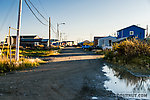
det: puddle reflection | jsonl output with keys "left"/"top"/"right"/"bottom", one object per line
{"left": 103, "top": 63, "right": 150, "bottom": 99}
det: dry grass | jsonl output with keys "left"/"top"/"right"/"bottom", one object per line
{"left": 104, "top": 38, "right": 150, "bottom": 74}
{"left": 0, "top": 56, "right": 46, "bottom": 73}
{"left": 21, "top": 49, "right": 59, "bottom": 57}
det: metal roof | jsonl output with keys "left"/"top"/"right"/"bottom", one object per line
{"left": 113, "top": 37, "right": 127, "bottom": 43}
{"left": 21, "top": 39, "right": 42, "bottom": 42}
{"left": 117, "top": 25, "right": 145, "bottom": 32}
{"left": 100, "top": 36, "right": 116, "bottom": 40}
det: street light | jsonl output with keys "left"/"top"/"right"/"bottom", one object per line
{"left": 57, "top": 23, "right": 65, "bottom": 40}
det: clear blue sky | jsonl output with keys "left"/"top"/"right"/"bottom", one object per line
{"left": 0, "top": 0, "right": 150, "bottom": 41}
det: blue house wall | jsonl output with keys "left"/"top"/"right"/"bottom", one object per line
{"left": 117, "top": 25, "right": 145, "bottom": 39}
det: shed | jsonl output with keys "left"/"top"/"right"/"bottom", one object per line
{"left": 94, "top": 36, "right": 105, "bottom": 47}
{"left": 97, "top": 36, "right": 116, "bottom": 49}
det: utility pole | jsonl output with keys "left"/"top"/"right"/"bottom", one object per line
{"left": 9, "top": 27, "right": 12, "bottom": 63}
{"left": 146, "top": 25, "right": 148, "bottom": 38}
{"left": 49, "top": 17, "right": 51, "bottom": 48}
{"left": 57, "top": 23, "right": 65, "bottom": 41}
{"left": 60, "top": 33, "right": 62, "bottom": 42}
{"left": 57, "top": 23, "right": 59, "bottom": 40}
{"left": 9, "top": 27, "right": 18, "bottom": 63}
{"left": 15, "top": 0, "right": 22, "bottom": 61}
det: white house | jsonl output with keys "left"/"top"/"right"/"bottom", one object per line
{"left": 97, "top": 36, "right": 116, "bottom": 50}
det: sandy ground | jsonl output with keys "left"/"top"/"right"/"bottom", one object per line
{"left": 0, "top": 47, "right": 121, "bottom": 100}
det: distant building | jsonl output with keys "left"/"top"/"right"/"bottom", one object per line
{"left": 117, "top": 25, "right": 145, "bottom": 39}
{"left": 6, "top": 35, "right": 38, "bottom": 47}
{"left": 62, "top": 41, "right": 74, "bottom": 46}
{"left": 6, "top": 35, "right": 57, "bottom": 48}
{"left": 94, "top": 36, "right": 105, "bottom": 47}
{"left": 97, "top": 36, "right": 116, "bottom": 49}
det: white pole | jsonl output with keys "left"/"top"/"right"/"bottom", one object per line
{"left": 49, "top": 17, "right": 51, "bottom": 48}
{"left": 57, "top": 23, "right": 59, "bottom": 40}
{"left": 15, "top": 0, "right": 22, "bottom": 61}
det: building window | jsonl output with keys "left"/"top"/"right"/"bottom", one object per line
{"left": 130, "top": 31, "right": 134, "bottom": 35}
{"left": 117, "top": 32, "right": 119, "bottom": 36}
{"left": 109, "top": 40, "right": 112, "bottom": 46}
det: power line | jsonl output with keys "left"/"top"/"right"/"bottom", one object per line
{"left": 51, "top": 24, "right": 56, "bottom": 31}
{"left": 24, "top": 0, "right": 48, "bottom": 26}
{"left": 25, "top": 0, "right": 58, "bottom": 36}
{"left": 0, "top": 1, "right": 16, "bottom": 33}
{"left": 30, "top": 0, "right": 58, "bottom": 35}
{"left": 51, "top": 27, "right": 57, "bottom": 34}
{"left": 37, "top": 0, "right": 49, "bottom": 18}
{"left": 36, "top": 0, "right": 58, "bottom": 35}
{"left": 35, "top": 0, "right": 58, "bottom": 35}
{"left": 28, "top": 0, "right": 48, "bottom": 22}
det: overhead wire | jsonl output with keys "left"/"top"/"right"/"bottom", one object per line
{"left": 24, "top": 0, "right": 48, "bottom": 26}
{"left": 27, "top": 0, "right": 48, "bottom": 22}
{"left": 0, "top": 1, "right": 16, "bottom": 33}
{"left": 37, "top": 0, "right": 49, "bottom": 18}
{"left": 51, "top": 27, "right": 57, "bottom": 34}
{"left": 0, "top": 0, "right": 58, "bottom": 40}
{"left": 36, "top": 0, "right": 58, "bottom": 35}
{"left": 25, "top": 0, "right": 58, "bottom": 36}
{"left": 51, "top": 24, "right": 57, "bottom": 32}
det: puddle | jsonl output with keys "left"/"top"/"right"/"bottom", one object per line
{"left": 91, "top": 96, "right": 98, "bottom": 100}
{"left": 102, "top": 63, "right": 150, "bottom": 99}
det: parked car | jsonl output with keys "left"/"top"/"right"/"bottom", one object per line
{"left": 82, "top": 45, "right": 92, "bottom": 49}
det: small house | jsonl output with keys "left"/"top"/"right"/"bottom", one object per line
{"left": 6, "top": 35, "right": 54, "bottom": 48}
{"left": 117, "top": 25, "right": 145, "bottom": 39}
{"left": 97, "top": 36, "right": 116, "bottom": 49}
{"left": 94, "top": 36, "right": 105, "bottom": 47}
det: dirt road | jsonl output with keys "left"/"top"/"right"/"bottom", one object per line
{"left": 0, "top": 47, "right": 118, "bottom": 100}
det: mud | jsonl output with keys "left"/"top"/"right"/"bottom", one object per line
{"left": 0, "top": 47, "right": 122, "bottom": 100}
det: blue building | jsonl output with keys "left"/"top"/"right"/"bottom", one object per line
{"left": 117, "top": 25, "right": 145, "bottom": 39}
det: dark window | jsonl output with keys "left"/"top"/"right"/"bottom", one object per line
{"left": 109, "top": 40, "right": 112, "bottom": 46}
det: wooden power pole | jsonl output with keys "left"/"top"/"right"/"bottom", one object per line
{"left": 9, "top": 27, "right": 12, "bottom": 63}
{"left": 49, "top": 17, "right": 51, "bottom": 48}
{"left": 15, "top": 0, "right": 22, "bottom": 61}
{"left": 146, "top": 25, "right": 149, "bottom": 38}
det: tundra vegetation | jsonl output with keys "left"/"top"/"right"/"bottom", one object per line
{"left": 0, "top": 47, "right": 59, "bottom": 73}
{"left": 0, "top": 57, "right": 45, "bottom": 73}
{"left": 21, "top": 49, "right": 59, "bottom": 57}
{"left": 103, "top": 38, "right": 150, "bottom": 75}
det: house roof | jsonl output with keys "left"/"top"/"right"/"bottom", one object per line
{"left": 11, "top": 34, "right": 37, "bottom": 37}
{"left": 21, "top": 39, "right": 42, "bottom": 42}
{"left": 117, "top": 25, "right": 146, "bottom": 32}
{"left": 21, "top": 39, "right": 49, "bottom": 42}
{"left": 41, "top": 39, "right": 49, "bottom": 42}
{"left": 113, "top": 37, "right": 127, "bottom": 43}
{"left": 113, "top": 36, "right": 135, "bottom": 43}
{"left": 94, "top": 36, "right": 106, "bottom": 39}
{"left": 100, "top": 36, "right": 116, "bottom": 40}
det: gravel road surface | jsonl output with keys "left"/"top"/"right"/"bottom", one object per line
{"left": 0, "top": 47, "right": 120, "bottom": 100}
